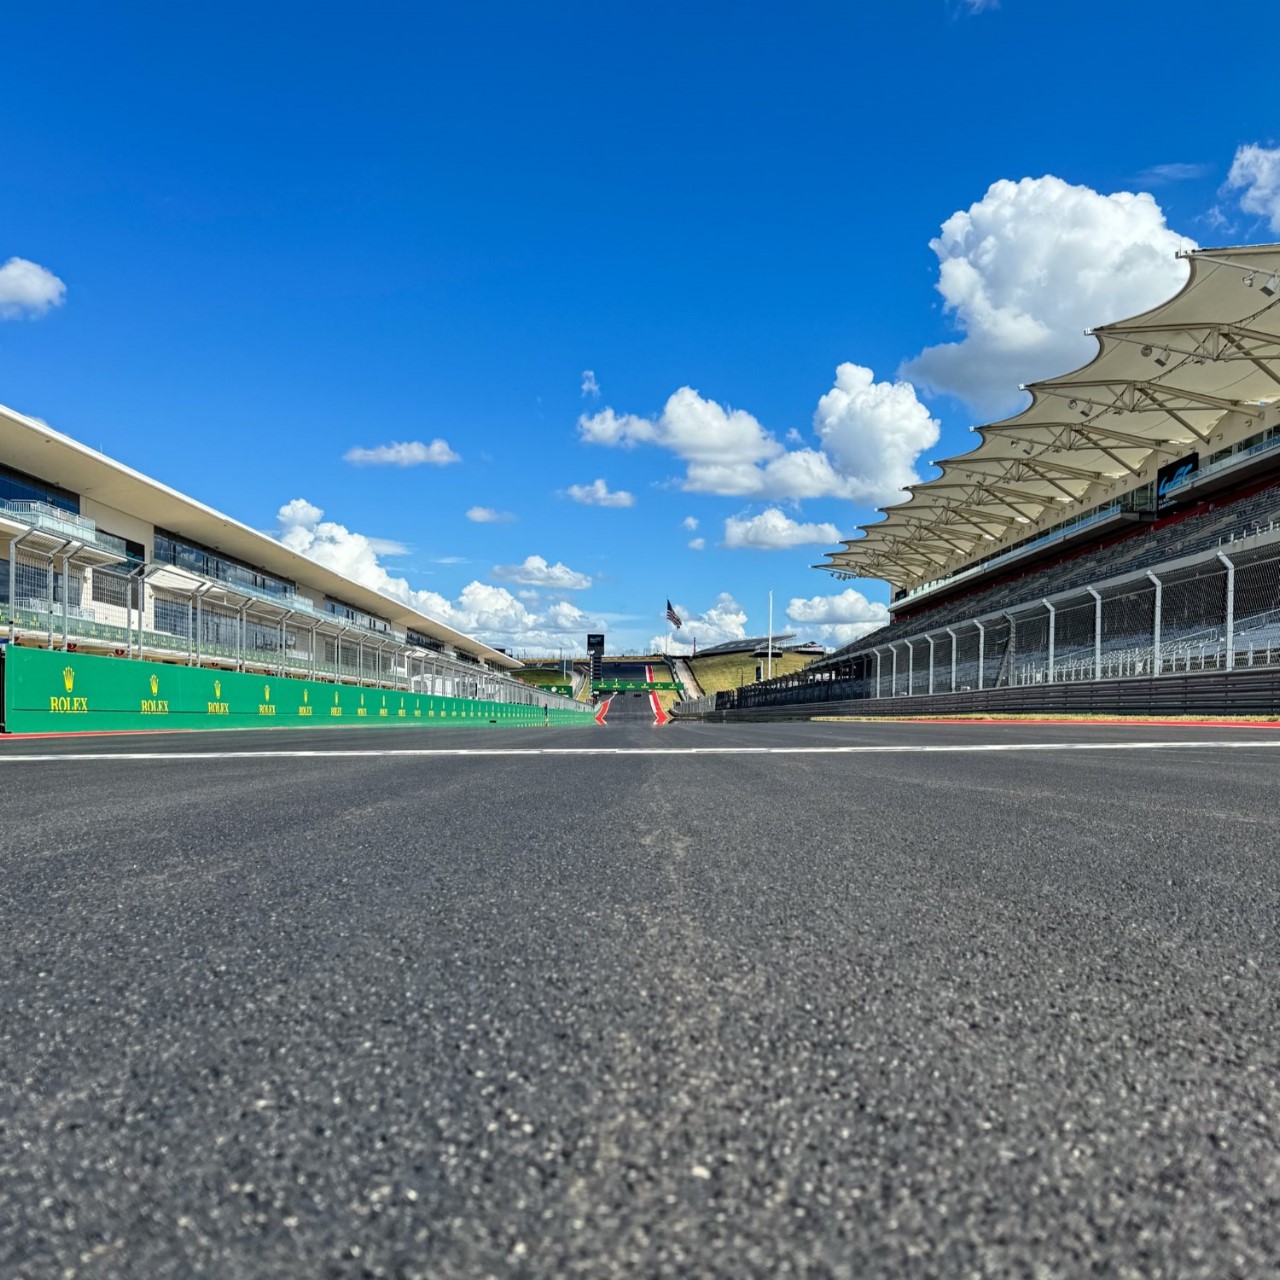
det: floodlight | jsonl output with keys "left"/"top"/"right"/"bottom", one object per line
{"left": 1261, "top": 274, "right": 1278, "bottom": 297}
{"left": 1141, "top": 344, "right": 1153, "bottom": 357}
{"left": 1243, "top": 271, "right": 1256, "bottom": 287}
{"left": 1154, "top": 348, "right": 1170, "bottom": 367}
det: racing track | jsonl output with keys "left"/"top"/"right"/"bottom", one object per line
{"left": 2, "top": 717, "right": 1279, "bottom": 1277}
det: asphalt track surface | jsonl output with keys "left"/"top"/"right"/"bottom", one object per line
{"left": 3, "top": 718, "right": 1280, "bottom": 1277}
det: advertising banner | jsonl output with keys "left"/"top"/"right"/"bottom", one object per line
{"left": 2, "top": 647, "right": 595, "bottom": 734}
{"left": 1156, "top": 452, "right": 1199, "bottom": 510}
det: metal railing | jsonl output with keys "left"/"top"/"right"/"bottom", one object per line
{"left": 687, "top": 530, "right": 1280, "bottom": 715}
{"left": 2, "top": 557, "right": 581, "bottom": 712}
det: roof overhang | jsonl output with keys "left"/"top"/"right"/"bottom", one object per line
{"left": 818, "top": 243, "right": 1280, "bottom": 590}
{"left": 0, "top": 403, "right": 520, "bottom": 669}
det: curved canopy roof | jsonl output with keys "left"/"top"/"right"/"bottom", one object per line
{"left": 816, "top": 243, "right": 1280, "bottom": 589}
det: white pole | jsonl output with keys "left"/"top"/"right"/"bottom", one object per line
{"left": 767, "top": 590, "right": 773, "bottom": 680}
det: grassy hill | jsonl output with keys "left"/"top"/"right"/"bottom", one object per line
{"left": 687, "top": 650, "right": 815, "bottom": 695}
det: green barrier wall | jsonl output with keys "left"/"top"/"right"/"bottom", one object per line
{"left": 1, "top": 647, "right": 597, "bottom": 734}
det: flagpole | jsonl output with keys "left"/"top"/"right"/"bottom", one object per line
{"left": 767, "top": 589, "right": 773, "bottom": 680}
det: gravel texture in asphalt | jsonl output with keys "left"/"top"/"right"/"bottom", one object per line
{"left": 2, "top": 717, "right": 1279, "bottom": 1277}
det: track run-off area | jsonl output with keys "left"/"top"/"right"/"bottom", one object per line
{"left": 4, "top": 717, "right": 1280, "bottom": 1276}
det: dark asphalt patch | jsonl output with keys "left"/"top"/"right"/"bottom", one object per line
{"left": 2, "top": 720, "right": 1278, "bottom": 1277}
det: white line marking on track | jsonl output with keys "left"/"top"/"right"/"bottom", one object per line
{"left": 3, "top": 740, "right": 1280, "bottom": 762}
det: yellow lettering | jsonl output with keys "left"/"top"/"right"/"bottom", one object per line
{"left": 206, "top": 701, "right": 230, "bottom": 715}
{"left": 330, "top": 707, "right": 343, "bottom": 717}
{"left": 48, "top": 696, "right": 90, "bottom": 714}
{"left": 298, "top": 706, "right": 313, "bottom": 716}
{"left": 257, "top": 704, "right": 276, "bottom": 716}
{"left": 357, "top": 707, "right": 367, "bottom": 717}
{"left": 378, "top": 708, "right": 388, "bottom": 717}
{"left": 139, "top": 699, "right": 170, "bottom": 714}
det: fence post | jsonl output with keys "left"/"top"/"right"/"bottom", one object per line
{"left": 1217, "top": 552, "right": 1235, "bottom": 670}
{"left": 195, "top": 590, "right": 203, "bottom": 668}
{"left": 976, "top": 621, "right": 985, "bottom": 691}
{"left": 7, "top": 535, "right": 17, "bottom": 643}
{"left": 1043, "top": 599, "right": 1055, "bottom": 683}
{"left": 60, "top": 549, "right": 74, "bottom": 651}
{"left": 1087, "top": 587, "right": 1102, "bottom": 681}
{"left": 139, "top": 568, "right": 149, "bottom": 660}
{"left": 927, "top": 634, "right": 936, "bottom": 695}
{"left": 46, "top": 550, "right": 55, "bottom": 649}
{"left": 907, "top": 641, "right": 914, "bottom": 696}
{"left": 1147, "top": 572, "right": 1162, "bottom": 676}
{"left": 891, "top": 644, "right": 898, "bottom": 697}
{"left": 946, "top": 627, "right": 957, "bottom": 693}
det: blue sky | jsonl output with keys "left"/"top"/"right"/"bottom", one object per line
{"left": 2, "top": 1, "right": 1275, "bottom": 654}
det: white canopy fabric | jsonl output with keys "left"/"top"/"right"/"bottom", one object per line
{"left": 816, "top": 243, "right": 1280, "bottom": 589}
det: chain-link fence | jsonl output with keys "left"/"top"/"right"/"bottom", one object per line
{"left": 711, "top": 532, "right": 1280, "bottom": 713}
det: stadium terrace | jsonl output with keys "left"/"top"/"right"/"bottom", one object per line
{"left": 682, "top": 242, "right": 1280, "bottom": 718}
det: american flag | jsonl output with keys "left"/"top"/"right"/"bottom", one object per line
{"left": 665, "top": 599, "right": 683, "bottom": 629}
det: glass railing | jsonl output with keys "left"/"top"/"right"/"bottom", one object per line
{"left": 0, "top": 499, "right": 126, "bottom": 554}
{"left": 1160, "top": 432, "right": 1280, "bottom": 499}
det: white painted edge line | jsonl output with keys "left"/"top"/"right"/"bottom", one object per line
{"left": 3, "top": 740, "right": 1280, "bottom": 762}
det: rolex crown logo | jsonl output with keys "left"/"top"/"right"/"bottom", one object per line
{"left": 62, "top": 666, "right": 75, "bottom": 693}
{"left": 263, "top": 684, "right": 271, "bottom": 702}
{"left": 360, "top": 693, "right": 365, "bottom": 706}
{"left": 303, "top": 689, "right": 309, "bottom": 703}
{"left": 214, "top": 679, "right": 221, "bottom": 699}
{"left": 149, "top": 674, "right": 159, "bottom": 696}
{"left": 334, "top": 690, "right": 339, "bottom": 703}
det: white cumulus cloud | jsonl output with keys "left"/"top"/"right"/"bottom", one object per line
{"left": 682, "top": 515, "right": 699, "bottom": 531}
{"left": 580, "top": 366, "right": 937, "bottom": 507}
{"left": 344, "top": 439, "right": 461, "bottom": 467}
{"left": 466, "top": 506, "right": 514, "bottom": 523}
{"left": 581, "top": 369, "right": 600, "bottom": 398}
{"left": 0, "top": 257, "right": 66, "bottom": 319}
{"left": 813, "top": 363, "right": 940, "bottom": 503}
{"left": 688, "top": 537, "right": 705, "bottom": 551}
{"left": 786, "top": 588, "right": 888, "bottom": 646}
{"left": 901, "top": 174, "right": 1194, "bottom": 416}
{"left": 492, "top": 554, "right": 592, "bottom": 590}
{"left": 275, "top": 499, "right": 597, "bottom": 651}
{"left": 723, "top": 508, "right": 842, "bottom": 550}
{"left": 566, "top": 477, "right": 635, "bottom": 508}
{"left": 1226, "top": 144, "right": 1280, "bottom": 233}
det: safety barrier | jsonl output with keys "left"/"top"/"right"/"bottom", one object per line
{"left": 0, "top": 647, "right": 597, "bottom": 734}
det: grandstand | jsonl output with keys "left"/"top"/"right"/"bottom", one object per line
{"left": 0, "top": 403, "right": 587, "bottom": 731}
{"left": 680, "top": 242, "right": 1280, "bottom": 717}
